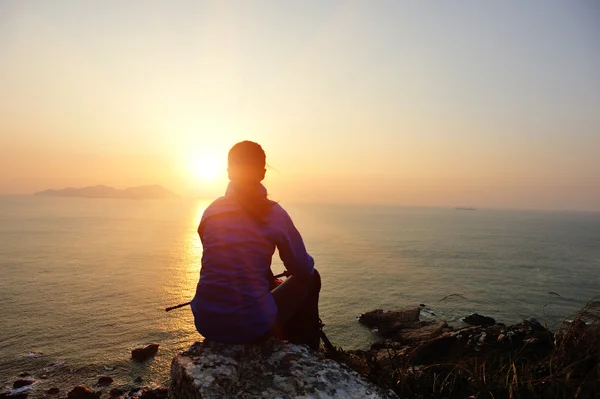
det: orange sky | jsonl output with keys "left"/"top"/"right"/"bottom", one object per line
{"left": 1, "top": 2, "right": 599, "bottom": 211}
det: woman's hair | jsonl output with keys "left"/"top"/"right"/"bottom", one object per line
{"left": 228, "top": 141, "right": 275, "bottom": 222}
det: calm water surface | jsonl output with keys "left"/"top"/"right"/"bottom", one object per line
{"left": 1, "top": 196, "right": 599, "bottom": 392}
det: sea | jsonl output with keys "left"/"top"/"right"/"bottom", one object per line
{"left": 1, "top": 196, "right": 599, "bottom": 394}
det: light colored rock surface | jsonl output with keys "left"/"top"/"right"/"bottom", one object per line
{"left": 169, "top": 338, "right": 399, "bottom": 399}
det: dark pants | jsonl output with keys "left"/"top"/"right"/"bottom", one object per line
{"left": 269, "top": 269, "right": 321, "bottom": 349}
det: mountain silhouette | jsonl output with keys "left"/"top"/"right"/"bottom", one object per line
{"left": 34, "top": 185, "right": 179, "bottom": 199}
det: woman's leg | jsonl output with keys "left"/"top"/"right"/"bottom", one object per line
{"left": 271, "top": 269, "right": 321, "bottom": 349}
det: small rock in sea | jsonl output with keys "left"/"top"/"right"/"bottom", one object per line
{"left": 131, "top": 344, "right": 159, "bottom": 362}
{"left": 13, "top": 379, "right": 35, "bottom": 389}
{"left": 97, "top": 376, "right": 113, "bottom": 386}
{"left": 463, "top": 313, "right": 496, "bottom": 327}
{"left": 139, "top": 387, "right": 168, "bottom": 399}
{"left": 134, "top": 376, "right": 143, "bottom": 383}
{"left": 67, "top": 386, "right": 100, "bottom": 399}
{"left": 47, "top": 387, "right": 60, "bottom": 395}
{"left": 18, "top": 372, "right": 31, "bottom": 377}
{"left": 521, "top": 317, "right": 543, "bottom": 329}
{"left": 109, "top": 388, "right": 123, "bottom": 397}
{"left": 2, "top": 393, "right": 27, "bottom": 399}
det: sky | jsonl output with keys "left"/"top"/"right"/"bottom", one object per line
{"left": 1, "top": 1, "right": 599, "bottom": 210}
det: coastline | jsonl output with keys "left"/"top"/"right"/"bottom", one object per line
{"left": 3, "top": 299, "right": 598, "bottom": 399}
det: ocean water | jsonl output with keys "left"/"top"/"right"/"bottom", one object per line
{"left": 1, "top": 196, "right": 599, "bottom": 392}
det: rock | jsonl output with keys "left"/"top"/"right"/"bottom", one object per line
{"left": 2, "top": 394, "right": 27, "bottom": 399}
{"left": 109, "top": 388, "right": 123, "bottom": 397}
{"left": 521, "top": 317, "right": 543, "bottom": 329}
{"left": 359, "top": 308, "right": 420, "bottom": 333}
{"left": 47, "top": 388, "right": 60, "bottom": 395}
{"left": 139, "top": 387, "right": 168, "bottom": 399}
{"left": 411, "top": 334, "right": 459, "bottom": 365}
{"left": 374, "top": 348, "right": 410, "bottom": 368}
{"left": 394, "top": 321, "right": 449, "bottom": 343}
{"left": 67, "top": 386, "right": 100, "bottom": 399}
{"left": 134, "top": 376, "right": 143, "bottom": 383}
{"left": 463, "top": 313, "right": 496, "bottom": 326}
{"left": 18, "top": 372, "right": 31, "bottom": 378}
{"left": 131, "top": 344, "right": 160, "bottom": 362}
{"left": 169, "top": 338, "right": 398, "bottom": 398}
{"left": 97, "top": 376, "right": 113, "bottom": 386}
{"left": 13, "top": 379, "right": 35, "bottom": 389}
{"left": 359, "top": 308, "right": 450, "bottom": 343}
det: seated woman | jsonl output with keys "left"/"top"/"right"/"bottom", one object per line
{"left": 191, "top": 141, "right": 322, "bottom": 349}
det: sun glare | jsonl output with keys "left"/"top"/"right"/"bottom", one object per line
{"left": 189, "top": 153, "right": 223, "bottom": 182}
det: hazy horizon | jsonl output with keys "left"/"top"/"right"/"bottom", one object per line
{"left": 1, "top": 1, "right": 599, "bottom": 211}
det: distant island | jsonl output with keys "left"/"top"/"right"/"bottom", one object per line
{"left": 34, "top": 185, "right": 179, "bottom": 200}
{"left": 455, "top": 207, "right": 476, "bottom": 211}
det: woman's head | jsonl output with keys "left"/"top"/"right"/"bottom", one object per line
{"left": 227, "top": 141, "right": 266, "bottom": 183}
{"left": 226, "top": 141, "right": 274, "bottom": 222}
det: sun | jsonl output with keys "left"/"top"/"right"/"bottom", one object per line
{"left": 189, "top": 153, "right": 224, "bottom": 182}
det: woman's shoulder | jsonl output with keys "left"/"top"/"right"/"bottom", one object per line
{"left": 268, "top": 202, "right": 296, "bottom": 225}
{"left": 201, "top": 196, "right": 239, "bottom": 220}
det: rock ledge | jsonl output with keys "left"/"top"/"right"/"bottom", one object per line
{"left": 169, "top": 338, "right": 398, "bottom": 399}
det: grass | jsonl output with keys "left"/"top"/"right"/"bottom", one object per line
{"left": 327, "top": 297, "right": 600, "bottom": 399}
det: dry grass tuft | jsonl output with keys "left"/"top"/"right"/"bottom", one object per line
{"left": 329, "top": 297, "right": 600, "bottom": 399}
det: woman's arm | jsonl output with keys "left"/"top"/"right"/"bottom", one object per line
{"left": 276, "top": 210, "right": 315, "bottom": 279}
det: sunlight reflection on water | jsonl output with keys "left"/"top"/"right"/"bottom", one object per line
{"left": 0, "top": 197, "right": 598, "bottom": 391}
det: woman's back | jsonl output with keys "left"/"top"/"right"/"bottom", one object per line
{"left": 191, "top": 141, "right": 315, "bottom": 344}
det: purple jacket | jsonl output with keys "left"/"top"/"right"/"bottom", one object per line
{"left": 191, "top": 183, "right": 314, "bottom": 342}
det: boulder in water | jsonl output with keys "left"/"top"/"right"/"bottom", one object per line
{"left": 359, "top": 308, "right": 421, "bottom": 335}
{"left": 359, "top": 308, "right": 449, "bottom": 343}
{"left": 47, "top": 387, "right": 60, "bottom": 395}
{"left": 139, "top": 387, "right": 168, "bottom": 399}
{"left": 131, "top": 344, "right": 159, "bottom": 362}
{"left": 67, "top": 386, "right": 100, "bottom": 399}
{"left": 97, "top": 376, "right": 113, "bottom": 386}
{"left": 463, "top": 313, "right": 496, "bottom": 327}
{"left": 12, "top": 379, "right": 35, "bottom": 389}
{"left": 1, "top": 394, "right": 27, "bottom": 399}
{"left": 169, "top": 338, "right": 398, "bottom": 398}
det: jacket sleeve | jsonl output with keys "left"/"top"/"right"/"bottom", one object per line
{"left": 276, "top": 209, "right": 315, "bottom": 279}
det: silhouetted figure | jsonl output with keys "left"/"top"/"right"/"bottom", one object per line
{"left": 191, "top": 141, "right": 322, "bottom": 349}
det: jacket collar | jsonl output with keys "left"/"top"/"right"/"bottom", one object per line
{"left": 225, "top": 181, "right": 267, "bottom": 197}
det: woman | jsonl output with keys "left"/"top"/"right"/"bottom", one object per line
{"left": 191, "top": 141, "right": 322, "bottom": 349}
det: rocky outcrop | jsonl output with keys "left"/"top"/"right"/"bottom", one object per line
{"left": 12, "top": 379, "right": 35, "bottom": 389}
{"left": 169, "top": 338, "right": 398, "bottom": 399}
{"left": 353, "top": 308, "right": 554, "bottom": 369}
{"left": 132, "top": 344, "right": 160, "bottom": 362}
{"left": 97, "top": 376, "right": 113, "bottom": 386}
{"left": 67, "top": 386, "right": 100, "bottom": 399}
{"left": 359, "top": 308, "right": 451, "bottom": 343}
{"left": 463, "top": 313, "right": 496, "bottom": 326}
